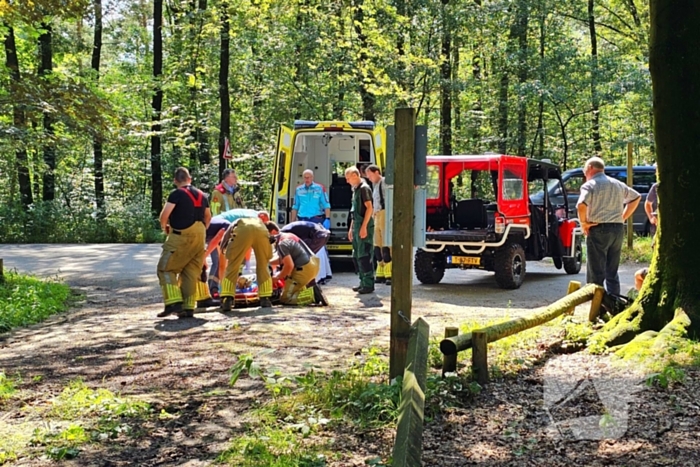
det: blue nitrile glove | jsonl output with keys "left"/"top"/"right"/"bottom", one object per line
{"left": 322, "top": 218, "right": 331, "bottom": 230}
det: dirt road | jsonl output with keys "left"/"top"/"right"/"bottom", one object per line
{"left": 0, "top": 244, "right": 643, "bottom": 465}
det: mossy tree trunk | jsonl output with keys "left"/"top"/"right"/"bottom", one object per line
{"left": 593, "top": 0, "right": 700, "bottom": 348}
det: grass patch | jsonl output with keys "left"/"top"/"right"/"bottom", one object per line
{"left": 221, "top": 346, "right": 479, "bottom": 465}
{"left": 0, "top": 379, "right": 152, "bottom": 464}
{"left": 620, "top": 234, "right": 653, "bottom": 263}
{"left": 0, "top": 372, "right": 17, "bottom": 400}
{"left": 0, "top": 271, "right": 73, "bottom": 333}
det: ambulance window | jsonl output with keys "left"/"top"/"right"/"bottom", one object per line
{"left": 277, "top": 151, "right": 287, "bottom": 191}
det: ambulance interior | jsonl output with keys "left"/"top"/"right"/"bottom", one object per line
{"left": 290, "top": 132, "right": 375, "bottom": 236}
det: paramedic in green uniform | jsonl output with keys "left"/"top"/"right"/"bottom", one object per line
{"left": 346, "top": 166, "right": 375, "bottom": 294}
{"left": 220, "top": 217, "right": 273, "bottom": 311}
{"left": 156, "top": 167, "right": 211, "bottom": 318}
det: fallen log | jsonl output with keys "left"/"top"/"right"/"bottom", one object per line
{"left": 440, "top": 283, "right": 603, "bottom": 356}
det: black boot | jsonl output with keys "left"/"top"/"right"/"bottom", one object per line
{"left": 221, "top": 296, "right": 234, "bottom": 312}
{"left": 197, "top": 298, "right": 221, "bottom": 309}
{"left": 157, "top": 302, "right": 182, "bottom": 318}
{"left": 259, "top": 297, "right": 272, "bottom": 308}
{"left": 357, "top": 287, "right": 375, "bottom": 294}
{"left": 177, "top": 309, "right": 194, "bottom": 319}
{"left": 352, "top": 285, "right": 361, "bottom": 292}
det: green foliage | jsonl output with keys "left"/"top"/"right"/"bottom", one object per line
{"left": 0, "top": 372, "right": 18, "bottom": 400}
{"left": 222, "top": 346, "right": 482, "bottom": 465}
{"left": 0, "top": 199, "right": 163, "bottom": 244}
{"left": 49, "top": 379, "right": 151, "bottom": 420}
{"left": 0, "top": 271, "right": 72, "bottom": 333}
{"left": 621, "top": 234, "right": 654, "bottom": 264}
{"left": 0, "top": 379, "right": 152, "bottom": 463}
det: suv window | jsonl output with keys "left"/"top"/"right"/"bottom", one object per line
{"left": 608, "top": 170, "right": 656, "bottom": 194}
{"left": 563, "top": 174, "right": 585, "bottom": 195}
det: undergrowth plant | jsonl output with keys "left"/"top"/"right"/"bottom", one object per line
{"left": 0, "top": 272, "right": 73, "bottom": 333}
{"left": 223, "top": 346, "right": 478, "bottom": 466}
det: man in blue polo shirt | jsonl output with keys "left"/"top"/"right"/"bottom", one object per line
{"left": 290, "top": 169, "right": 332, "bottom": 283}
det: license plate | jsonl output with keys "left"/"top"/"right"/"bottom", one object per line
{"left": 448, "top": 256, "right": 481, "bottom": 266}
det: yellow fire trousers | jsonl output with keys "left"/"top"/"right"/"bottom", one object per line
{"left": 157, "top": 223, "right": 206, "bottom": 310}
{"left": 374, "top": 209, "right": 392, "bottom": 279}
{"left": 221, "top": 218, "right": 273, "bottom": 298}
{"left": 280, "top": 256, "right": 320, "bottom": 306}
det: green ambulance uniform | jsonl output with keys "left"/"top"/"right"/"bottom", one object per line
{"left": 220, "top": 218, "right": 273, "bottom": 302}
{"left": 157, "top": 186, "right": 208, "bottom": 313}
{"left": 352, "top": 180, "right": 375, "bottom": 289}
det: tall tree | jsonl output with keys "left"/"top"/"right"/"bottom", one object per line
{"left": 151, "top": 0, "right": 164, "bottom": 216}
{"left": 592, "top": 0, "right": 700, "bottom": 348}
{"left": 353, "top": 0, "right": 376, "bottom": 121}
{"left": 92, "top": 0, "right": 105, "bottom": 214}
{"left": 219, "top": 0, "right": 231, "bottom": 177}
{"left": 588, "top": 0, "right": 602, "bottom": 154}
{"left": 439, "top": 0, "right": 452, "bottom": 155}
{"left": 38, "top": 22, "right": 56, "bottom": 201}
{"left": 4, "top": 25, "right": 33, "bottom": 209}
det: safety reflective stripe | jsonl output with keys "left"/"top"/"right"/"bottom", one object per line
{"left": 183, "top": 295, "right": 196, "bottom": 309}
{"left": 258, "top": 278, "right": 272, "bottom": 298}
{"left": 221, "top": 277, "right": 236, "bottom": 296}
{"left": 161, "top": 284, "right": 183, "bottom": 305}
{"left": 195, "top": 281, "right": 210, "bottom": 301}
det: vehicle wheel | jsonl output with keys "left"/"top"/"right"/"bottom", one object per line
{"left": 563, "top": 238, "right": 583, "bottom": 274}
{"left": 414, "top": 250, "right": 446, "bottom": 284}
{"left": 553, "top": 257, "right": 563, "bottom": 269}
{"left": 494, "top": 242, "right": 526, "bottom": 289}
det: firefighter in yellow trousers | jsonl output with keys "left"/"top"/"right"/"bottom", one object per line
{"left": 366, "top": 165, "right": 391, "bottom": 286}
{"left": 266, "top": 222, "right": 320, "bottom": 306}
{"left": 220, "top": 217, "right": 273, "bottom": 310}
{"left": 157, "top": 167, "right": 211, "bottom": 319}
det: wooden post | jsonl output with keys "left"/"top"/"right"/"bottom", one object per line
{"left": 472, "top": 331, "right": 489, "bottom": 385}
{"left": 390, "top": 108, "right": 416, "bottom": 380}
{"left": 442, "top": 327, "right": 459, "bottom": 375}
{"left": 392, "top": 318, "right": 429, "bottom": 467}
{"left": 627, "top": 142, "right": 634, "bottom": 249}
{"left": 589, "top": 286, "right": 606, "bottom": 322}
{"left": 565, "top": 280, "right": 581, "bottom": 315}
{"left": 0, "top": 258, "right": 3, "bottom": 284}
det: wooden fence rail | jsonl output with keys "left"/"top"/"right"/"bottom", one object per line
{"left": 392, "top": 318, "right": 430, "bottom": 467}
{"left": 440, "top": 282, "right": 605, "bottom": 380}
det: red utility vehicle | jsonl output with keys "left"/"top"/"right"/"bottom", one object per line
{"left": 415, "top": 155, "right": 583, "bottom": 289}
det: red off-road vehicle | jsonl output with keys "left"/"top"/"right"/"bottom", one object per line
{"left": 415, "top": 155, "right": 583, "bottom": 289}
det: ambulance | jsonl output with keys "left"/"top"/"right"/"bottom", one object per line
{"left": 269, "top": 120, "right": 387, "bottom": 258}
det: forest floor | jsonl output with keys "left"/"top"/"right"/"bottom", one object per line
{"left": 1, "top": 244, "right": 697, "bottom": 466}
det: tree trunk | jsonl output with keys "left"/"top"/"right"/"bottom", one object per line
{"left": 92, "top": 0, "right": 105, "bottom": 215}
{"left": 353, "top": 0, "right": 376, "bottom": 121}
{"left": 4, "top": 26, "right": 33, "bottom": 209}
{"left": 515, "top": 0, "right": 529, "bottom": 156}
{"left": 531, "top": 9, "right": 545, "bottom": 158}
{"left": 39, "top": 23, "right": 56, "bottom": 202}
{"left": 219, "top": 2, "right": 231, "bottom": 177}
{"left": 588, "top": 0, "right": 602, "bottom": 154}
{"left": 439, "top": 0, "right": 452, "bottom": 155}
{"left": 591, "top": 0, "right": 700, "bottom": 349}
{"left": 151, "top": 0, "right": 164, "bottom": 216}
{"left": 452, "top": 35, "right": 461, "bottom": 152}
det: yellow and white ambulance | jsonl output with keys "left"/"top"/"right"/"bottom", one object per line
{"left": 269, "top": 120, "right": 386, "bottom": 258}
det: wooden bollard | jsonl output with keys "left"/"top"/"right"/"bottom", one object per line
{"left": 0, "top": 258, "right": 4, "bottom": 284}
{"left": 442, "top": 327, "right": 459, "bottom": 375}
{"left": 565, "top": 280, "right": 581, "bottom": 315}
{"left": 589, "top": 287, "right": 605, "bottom": 322}
{"left": 472, "top": 331, "right": 489, "bottom": 385}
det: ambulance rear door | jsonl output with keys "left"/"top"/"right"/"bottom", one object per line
{"left": 270, "top": 125, "right": 295, "bottom": 224}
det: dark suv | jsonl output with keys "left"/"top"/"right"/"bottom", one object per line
{"left": 532, "top": 165, "right": 656, "bottom": 234}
